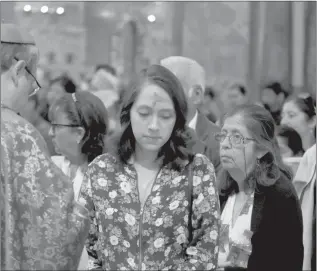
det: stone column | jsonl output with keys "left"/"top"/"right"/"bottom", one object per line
{"left": 304, "top": 1, "right": 316, "bottom": 96}
{"left": 84, "top": 2, "right": 113, "bottom": 67}
{"left": 122, "top": 19, "right": 138, "bottom": 85}
{"left": 247, "top": 2, "right": 268, "bottom": 103}
{"left": 291, "top": 1, "right": 307, "bottom": 94}
{"left": 171, "top": 2, "right": 185, "bottom": 55}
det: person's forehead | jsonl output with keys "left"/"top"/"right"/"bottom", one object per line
{"left": 134, "top": 84, "right": 174, "bottom": 108}
{"left": 222, "top": 115, "right": 250, "bottom": 135}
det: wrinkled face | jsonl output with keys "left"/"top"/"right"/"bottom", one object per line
{"left": 48, "top": 109, "right": 82, "bottom": 160}
{"left": 219, "top": 115, "right": 259, "bottom": 175}
{"left": 281, "top": 101, "right": 310, "bottom": 136}
{"left": 226, "top": 87, "right": 246, "bottom": 108}
{"left": 130, "top": 83, "right": 176, "bottom": 153}
{"left": 277, "top": 136, "right": 294, "bottom": 158}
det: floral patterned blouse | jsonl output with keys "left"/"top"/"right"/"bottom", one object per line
{"left": 1, "top": 110, "right": 90, "bottom": 270}
{"left": 79, "top": 152, "right": 221, "bottom": 270}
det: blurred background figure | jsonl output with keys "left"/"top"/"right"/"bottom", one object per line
{"left": 161, "top": 56, "right": 222, "bottom": 176}
{"left": 89, "top": 64, "right": 120, "bottom": 135}
{"left": 49, "top": 91, "right": 109, "bottom": 270}
{"left": 79, "top": 72, "right": 90, "bottom": 91}
{"left": 281, "top": 94, "right": 316, "bottom": 151}
{"left": 90, "top": 64, "right": 118, "bottom": 91}
{"left": 277, "top": 125, "right": 305, "bottom": 175}
{"left": 223, "top": 84, "right": 248, "bottom": 113}
{"left": 277, "top": 125, "right": 305, "bottom": 158}
{"left": 293, "top": 144, "right": 316, "bottom": 271}
{"left": 50, "top": 73, "right": 77, "bottom": 93}
{"left": 261, "top": 82, "right": 288, "bottom": 125}
{"left": 201, "top": 86, "right": 222, "bottom": 123}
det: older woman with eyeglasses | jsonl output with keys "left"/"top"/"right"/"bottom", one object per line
{"left": 215, "top": 105, "right": 303, "bottom": 271}
{"left": 48, "top": 91, "right": 109, "bottom": 270}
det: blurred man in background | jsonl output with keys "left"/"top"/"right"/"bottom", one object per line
{"left": 161, "top": 56, "right": 222, "bottom": 176}
{"left": 90, "top": 64, "right": 120, "bottom": 136}
{"left": 261, "top": 82, "right": 288, "bottom": 125}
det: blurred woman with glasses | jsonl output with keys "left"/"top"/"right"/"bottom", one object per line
{"left": 215, "top": 104, "right": 303, "bottom": 271}
{"left": 281, "top": 94, "right": 316, "bottom": 151}
{"left": 48, "top": 91, "right": 109, "bottom": 270}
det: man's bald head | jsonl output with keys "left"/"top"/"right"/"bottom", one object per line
{"left": 160, "top": 56, "right": 206, "bottom": 95}
{"left": 1, "top": 23, "right": 39, "bottom": 74}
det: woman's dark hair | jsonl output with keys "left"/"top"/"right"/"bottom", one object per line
{"left": 264, "top": 82, "right": 287, "bottom": 97}
{"left": 49, "top": 91, "right": 108, "bottom": 163}
{"left": 230, "top": 84, "right": 247, "bottom": 96}
{"left": 114, "top": 64, "right": 194, "bottom": 170}
{"left": 277, "top": 125, "right": 305, "bottom": 157}
{"left": 50, "top": 74, "right": 77, "bottom": 93}
{"left": 219, "top": 104, "right": 293, "bottom": 195}
{"left": 286, "top": 94, "right": 316, "bottom": 120}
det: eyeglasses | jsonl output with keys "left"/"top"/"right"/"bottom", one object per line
{"left": 14, "top": 57, "right": 41, "bottom": 97}
{"left": 214, "top": 132, "right": 255, "bottom": 146}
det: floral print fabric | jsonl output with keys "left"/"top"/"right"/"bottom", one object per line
{"left": 0, "top": 111, "right": 90, "bottom": 270}
{"left": 79, "top": 153, "right": 220, "bottom": 270}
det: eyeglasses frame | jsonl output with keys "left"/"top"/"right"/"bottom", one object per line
{"left": 214, "top": 132, "right": 256, "bottom": 146}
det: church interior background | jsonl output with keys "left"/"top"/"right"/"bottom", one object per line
{"left": 1, "top": 1, "right": 316, "bottom": 101}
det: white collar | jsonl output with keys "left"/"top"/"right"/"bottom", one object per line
{"left": 188, "top": 110, "right": 198, "bottom": 130}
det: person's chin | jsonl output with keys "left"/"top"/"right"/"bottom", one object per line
{"left": 141, "top": 143, "right": 162, "bottom": 151}
{"left": 220, "top": 156, "right": 235, "bottom": 167}
{"left": 53, "top": 144, "right": 63, "bottom": 155}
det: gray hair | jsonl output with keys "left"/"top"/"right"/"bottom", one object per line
{"left": 160, "top": 56, "right": 206, "bottom": 94}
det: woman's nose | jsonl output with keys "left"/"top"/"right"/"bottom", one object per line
{"left": 148, "top": 116, "right": 159, "bottom": 131}
{"left": 280, "top": 117, "right": 288, "bottom": 126}
{"left": 220, "top": 136, "right": 231, "bottom": 149}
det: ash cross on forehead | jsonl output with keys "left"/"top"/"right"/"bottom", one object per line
{"left": 151, "top": 91, "right": 166, "bottom": 107}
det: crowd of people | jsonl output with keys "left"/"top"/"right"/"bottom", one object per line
{"left": 1, "top": 23, "right": 316, "bottom": 271}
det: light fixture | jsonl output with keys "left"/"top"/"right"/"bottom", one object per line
{"left": 147, "top": 14, "right": 156, "bottom": 23}
{"left": 23, "top": 5, "right": 32, "bottom": 12}
{"left": 56, "top": 7, "right": 64, "bottom": 15}
{"left": 40, "top": 6, "right": 48, "bottom": 13}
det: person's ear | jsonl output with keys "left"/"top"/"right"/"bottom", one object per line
{"left": 10, "top": 59, "right": 26, "bottom": 87}
{"left": 76, "top": 127, "right": 86, "bottom": 144}
{"left": 190, "top": 84, "right": 204, "bottom": 106}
